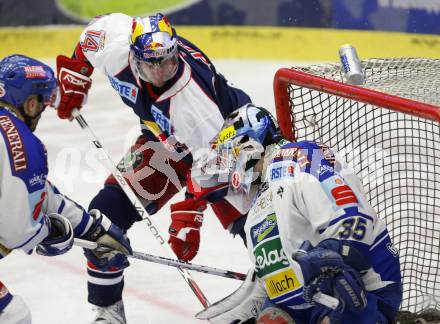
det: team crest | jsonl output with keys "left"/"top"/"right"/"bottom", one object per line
{"left": 0, "top": 82, "right": 4, "bottom": 97}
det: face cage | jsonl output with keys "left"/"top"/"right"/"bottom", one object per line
{"left": 133, "top": 53, "right": 178, "bottom": 84}
{"left": 213, "top": 136, "right": 265, "bottom": 194}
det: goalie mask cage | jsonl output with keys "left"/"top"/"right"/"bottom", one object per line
{"left": 273, "top": 58, "right": 440, "bottom": 314}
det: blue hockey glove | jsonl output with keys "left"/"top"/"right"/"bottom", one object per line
{"left": 82, "top": 209, "right": 132, "bottom": 271}
{"left": 36, "top": 213, "right": 74, "bottom": 256}
{"left": 294, "top": 241, "right": 368, "bottom": 316}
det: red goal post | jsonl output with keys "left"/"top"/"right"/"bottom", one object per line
{"left": 273, "top": 58, "right": 440, "bottom": 314}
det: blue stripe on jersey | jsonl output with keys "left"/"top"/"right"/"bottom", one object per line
{"left": 14, "top": 216, "right": 46, "bottom": 249}
{"left": 371, "top": 229, "right": 388, "bottom": 248}
{"left": 370, "top": 234, "right": 402, "bottom": 283}
{"left": 318, "top": 207, "right": 374, "bottom": 234}
{"left": 270, "top": 286, "right": 306, "bottom": 306}
{"left": 51, "top": 184, "right": 61, "bottom": 195}
{"left": 74, "top": 211, "right": 91, "bottom": 237}
{"left": 57, "top": 200, "right": 65, "bottom": 214}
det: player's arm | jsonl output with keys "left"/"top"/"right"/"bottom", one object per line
{"left": 213, "top": 71, "right": 252, "bottom": 116}
{"left": 41, "top": 181, "right": 132, "bottom": 269}
{"left": 56, "top": 13, "right": 133, "bottom": 119}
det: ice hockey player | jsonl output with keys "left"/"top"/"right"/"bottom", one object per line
{"left": 192, "top": 104, "right": 402, "bottom": 323}
{"left": 55, "top": 12, "right": 252, "bottom": 322}
{"left": 0, "top": 54, "right": 132, "bottom": 324}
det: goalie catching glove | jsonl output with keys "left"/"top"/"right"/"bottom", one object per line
{"left": 82, "top": 209, "right": 132, "bottom": 271}
{"left": 56, "top": 55, "right": 93, "bottom": 119}
{"left": 293, "top": 240, "right": 368, "bottom": 323}
{"left": 168, "top": 198, "right": 206, "bottom": 261}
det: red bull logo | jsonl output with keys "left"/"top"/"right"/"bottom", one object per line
{"left": 144, "top": 42, "right": 163, "bottom": 50}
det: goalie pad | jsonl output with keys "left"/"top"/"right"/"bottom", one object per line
{"left": 195, "top": 268, "right": 266, "bottom": 323}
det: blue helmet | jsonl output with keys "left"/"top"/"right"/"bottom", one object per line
{"left": 0, "top": 54, "right": 57, "bottom": 108}
{"left": 129, "top": 13, "right": 178, "bottom": 64}
{"left": 211, "top": 104, "right": 282, "bottom": 193}
{"left": 216, "top": 103, "right": 282, "bottom": 149}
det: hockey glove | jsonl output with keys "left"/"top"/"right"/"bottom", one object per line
{"left": 56, "top": 55, "right": 93, "bottom": 119}
{"left": 36, "top": 213, "right": 74, "bottom": 256}
{"left": 168, "top": 198, "right": 206, "bottom": 261}
{"left": 293, "top": 240, "right": 368, "bottom": 322}
{"left": 82, "top": 209, "right": 132, "bottom": 271}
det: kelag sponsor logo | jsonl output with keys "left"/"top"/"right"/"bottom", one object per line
{"left": 254, "top": 237, "right": 289, "bottom": 277}
{"left": 250, "top": 214, "right": 278, "bottom": 245}
{"left": 108, "top": 76, "right": 138, "bottom": 104}
{"left": 264, "top": 268, "right": 301, "bottom": 300}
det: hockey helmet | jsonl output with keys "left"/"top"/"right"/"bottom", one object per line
{"left": 192, "top": 104, "right": 282, "bottom": 200}
{"left": 129, "top": 13, "right": 178, "bottom": 84}
{"left": 0, "top": 54, "right": 58, "bottom": 108}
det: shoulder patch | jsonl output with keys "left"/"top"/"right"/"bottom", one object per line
{"left": 108, "top": 76, "right": 139, "bottom": 104}
{"left": 268, "top": 160, "right": 295, "bottom": 181}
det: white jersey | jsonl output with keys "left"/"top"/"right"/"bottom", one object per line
{"left": 244, "top": 140, "right": 401, "bottom": 310}
{"left": 0, "top": 109, "right": 92, "bottom": 255}
{"left": 74, "top": 13, "right": 250, "bottom": 158}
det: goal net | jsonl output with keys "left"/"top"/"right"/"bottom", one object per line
{"left": 273, "top": 58, "right": 440, "bottom": 314}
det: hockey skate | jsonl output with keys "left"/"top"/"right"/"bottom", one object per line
{"left": 92, "top": 300, "right": 126, "bottom": 324}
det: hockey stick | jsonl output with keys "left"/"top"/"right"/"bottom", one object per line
{"left": 74, "top": 238, "right": 246, "bottom": 281}
{"left": 71, "top": 108, "right": 210, "bottom": 307}
{"left": 75, "top": 238, "right": 339, "bottom": 311}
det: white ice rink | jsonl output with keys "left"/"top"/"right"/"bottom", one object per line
{"left": 0, "top": 59, "right": 297, "bottom": 323}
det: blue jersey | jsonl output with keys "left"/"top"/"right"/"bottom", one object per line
{"left": 76, "top": 13, "right": 251, "bottom": 158}
{"left": 0, "top": 108, "right": 92, "bottom": 255}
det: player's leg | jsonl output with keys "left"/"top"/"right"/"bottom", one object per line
{"left": 0, "top": 282, "right": 31, "bottom": 324}
{"left": 87, "top": 135, "right": 191, "bottom": 320}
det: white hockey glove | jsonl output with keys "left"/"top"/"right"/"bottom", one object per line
{"left": 36, "top": 213, "right": 74, "bottom": 256}
{"left": 196, "top": 268, "right": 266, "bottom": 323}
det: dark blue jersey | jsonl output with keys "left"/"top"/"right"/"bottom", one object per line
{"left": 77, "top": 13, "right": 251, "bottom": 157}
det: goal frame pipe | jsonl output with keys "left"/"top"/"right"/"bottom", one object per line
{"left": 273, "top": 68, "right": 440, "bottom": 141}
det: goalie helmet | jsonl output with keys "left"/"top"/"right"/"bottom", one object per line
{"left": 0, "top": 54, "right": 58, "bottom": 108}
{"left": 129, "top": 13, "right": 179, "bottom": 85}
{"left": 191, "top": 104, "right": 282, "bottom": 204}
{"left": 213, "top": 103, "right": 282, "bottom": 192}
